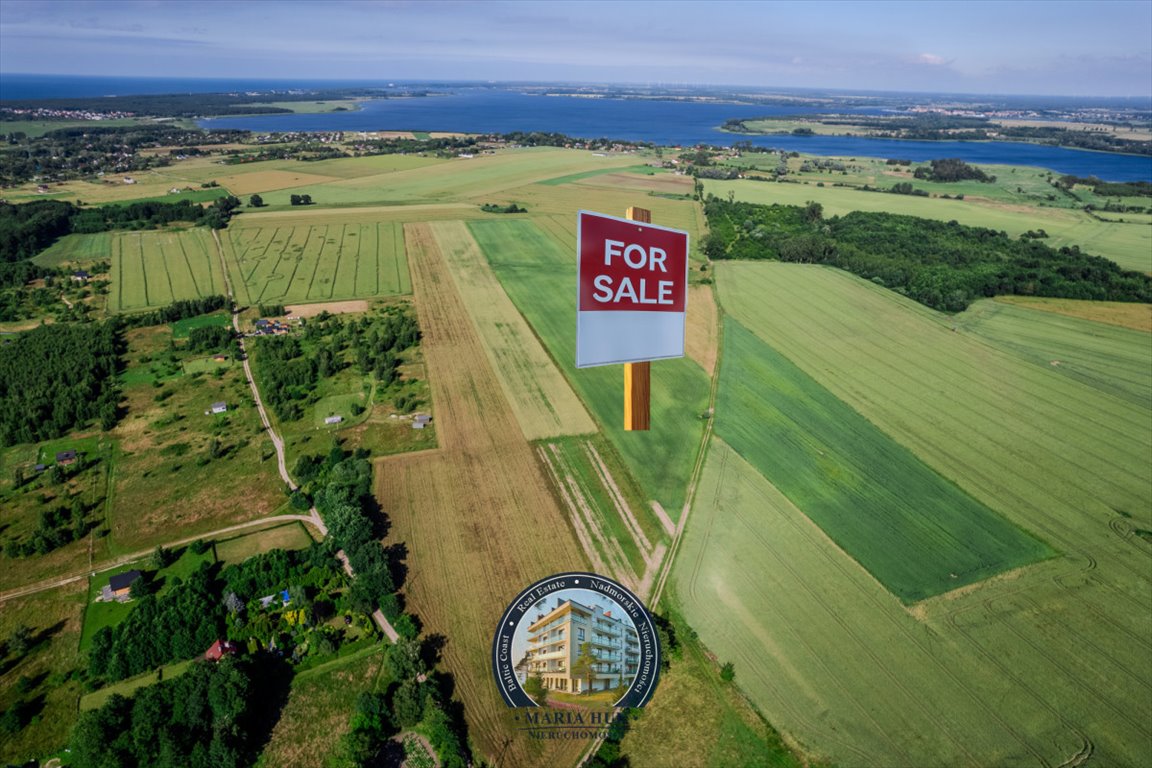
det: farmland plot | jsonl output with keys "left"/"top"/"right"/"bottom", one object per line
{"left": 375, "top": 224, "right": 589, "bottom": 768}
{"left": 427, "top": 220, "right": 595, "bottom": 440}
{"left": 470, "top": 218, "right": 711, "bottom": 520}
{"left": 224, "top": 220, "right": 409, "bottom": 306}
{"left": 672, "top": 261, "right": 1152, "bottom": 766}
{"left": 109, "top": 228, "right": 224, "bottom": 312}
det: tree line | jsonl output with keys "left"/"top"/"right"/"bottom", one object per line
{"left": 702, "top": 198, "right": 1152, "bottom": 311}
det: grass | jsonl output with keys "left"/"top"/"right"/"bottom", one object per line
{"left": 257, "top": 645, "right": 388, "bottom": 768}
{"left": 109, "top": 228, "right": 225, "bottom": 312}
{"left": 990, "top": 295, "right": 1152, "bottom": 333}
{"left": 0, "top": 583, "right": 87, "bottom": 766}
{"left": 676, "top": 261, "right": 1152, "bottom": 766}
{"left": 213, "top": 522, "right": 315, "bottom": 565}
{"left": 537, "top": 164, "right": 660, "bottom": 185}
{"left": 716, "top": 316, "right": 1053, "bottom": 601}
{"left": 472, "top": 218, "right": 710, "bottom": 519}
{"left": 31, "top": 232, "right": 112, "bottom": 268}
{"left": 223, "top": 219, "right": 410, "bottom": 307}
{"left": 78, "top": 658, "right": 194, "bottom": 711}
{"left": 427, "top": 220, "right": 596, "bottom": 440}
{"left": 171, "top": 311, "right": 231, "bottom": 338}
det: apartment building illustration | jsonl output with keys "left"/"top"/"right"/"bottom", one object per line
{"left": 525, "top": 597, "right": 640, "bottom": 693}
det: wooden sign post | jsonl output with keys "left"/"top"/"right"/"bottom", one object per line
{"left": 624, "top": 206, "right": 652, "bottom": 431}
{"left": 575, "top": 207, "right": 689, "bottom": 433}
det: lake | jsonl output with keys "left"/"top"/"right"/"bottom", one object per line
{"left": 199, "top": 90, "right": 1152, "bottom": 181}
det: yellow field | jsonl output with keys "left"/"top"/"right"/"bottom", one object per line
{"left": 376, "top": 224, "right": 590, "bottom": 767}
{"left": 427, "top": 220, "right": 596, "bottom": 440}
{"left": 994, "top": 295, "right": 1152, "bottom": 332}
{"left": 685, "top": 284, "right": 720, "bottom": 375}
{"left": 212, "top": 169, "right": 343, "bottom": 195}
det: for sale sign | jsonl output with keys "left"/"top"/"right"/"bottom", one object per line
{"left": 576, "top": 210, "right": 689, "bottom": 368}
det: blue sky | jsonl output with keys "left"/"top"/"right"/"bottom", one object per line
{"left": 1, "top": 0, "right": 1149, "bottom": 96}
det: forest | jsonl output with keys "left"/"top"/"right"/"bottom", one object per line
{"left": 0, "top": 321, "right": 121, "bottom": 445}
{"left": 702, "top": 198, "right": 1152, "bottom": 311}
{"left": 70, "top": 656, "right": 278, "bottom": 768}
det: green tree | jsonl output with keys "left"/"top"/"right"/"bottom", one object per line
{"left": 248, "top": 194, "right": 264, "bottom": 208}
{"left": 523, "top": 673, "right": 548, "bottom": 704}
{"left": 571, "top": 642, "right": 598, "bottom": 694}
{"left": 391, "top": 679, "right": 425, "bottom": 728}
{"left": 720, "top": 661, "right": 735, "bottom": 682}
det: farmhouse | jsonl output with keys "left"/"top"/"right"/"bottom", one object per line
{"left": 526, "top": 598, "right": 640, "bottom": 694}
{"left": 204, "top": 639, "right": 239, "bottom": 661}
{"left": 107, "top": 570, "right": 142, "bottom": 600}
{"left": 208, "top": 401, "right": 228, "bottom": 415}
{"left": 55, "top": 449, "right": 78, "bottom": 466}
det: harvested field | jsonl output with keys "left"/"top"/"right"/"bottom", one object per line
{"left": 427, "top": 220, "right": 596, "bottom": 440}
{"left": 574, "top": 170, "right": 694, "bottom": 195}
{"left": 376, "top": 224, "right": 589, "bottom": 767}
{"left": 285, "top": 299, "right": 370, "bottom": 317}
{"left": 213, "top": 169, "right": 341, "bottom": 195}
{"left": 685, "top": 284, "right": 720, "bottom": 375}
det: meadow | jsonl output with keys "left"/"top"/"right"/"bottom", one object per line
{"left": 471, "top": 218, "right": 711, "bottom": 519}
{"left": 673, "top": 261, "right": 1152, "bottom": 766}
{"left": 31, "top": 232, "right": 112, "bottom": 267}
{"left": 223, "top": 218, "right": 410, "bottom": 307}
{"left": 108, "top": 228, "right": 225, "bottom": 312}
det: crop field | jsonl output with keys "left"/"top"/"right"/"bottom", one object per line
{"left": 31, "top": 232, "right": 112, "bottom": 267}
{"left": 213, "top": 169, "right": 343, "bottom": 196}
{"left": 426, "top": 220, "right": 596, "bottom": 440}
{"left": 470, "top": 217, "right": 711, "bottom": 520}
{"left": 673, "top": 261, "right": 1152, "bottom": 766}
{"left": 108, "top": 228, "right": 225, "bottom": 312}
{"left": 223, "top": 219, "right": 410, "bottom": 306}
{"left": 535, "top": 435, "right": 670, "bottom": 596}
{"left": 959, "top": 299, "right": 1152, "bottom": 406}
{"left": 376, "top": 224, "right": 590, "bottom": 768}
{"left": 705, "top": 177, "right": 1152, "bottom": 273}
{"left": 213, "top": 521, "right": 315, "bottom": 565}
{"left": 716, "top": 317, "right": 1052, "bottom": 601}
{"left": 260, "top": 147, "right": 639, "bottom": 207}
{"left": 993, "top": 294, "right": 1152, "bottom": 332}
{"left": 259, "top": 152, "right": 448, "bottom": 179}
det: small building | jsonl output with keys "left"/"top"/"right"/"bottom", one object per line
{"left": 55, "top": 450, "right": 78, "bottom": 466}
{"left": 412, "top": 413, "right": 432, "bottom": 430}
{"left": 212, "top": 355, "right": 228, "bottom": 362}
{"left": 209, "top": 402, "right": 227, "bottom": 415}
{"left": 324, "top": 415, "right": 343, "bottom": 425}
{"left": 123, "top": 176, "right": 136, "bottom": 184}
{"left": 108, "top": 570, "right": 142, "bottom": 598}
{"left": 204, "top": 639, "right": 239, "bottom": 662}
{"left": 254, "top": 319, "right": 269, "bottom": 329}
{"left": 32, "top": 463, "right": 47, "bottom": 473}
{"left": 71, "top": 270, "right": 90, "bottom": 282}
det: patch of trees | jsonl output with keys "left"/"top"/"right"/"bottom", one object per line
{"left": 252, "top": 336, "right": 317, "bottom": 421}
{"left": 913, "top": 158, "right": 995, "bottom": 183}
{"left": 702, "top": 198, "right": 1152, "bottom": 311}
{"left": 889, "top": 182, "right": 930, "bottom": 197}
{"left": 5, "top": 496, "right": 95, "bottom": 557}
{"left": 120, "top": 295, "right": 230, "bottom": 329}
{"left": 69, "top": 656, "right": 267, "bottom": 768}
{"left": 480, "top": 202, "right": 526, "bottom": 213}
{"left": 186, "top": 324, "right": 235, "bottom": 353}
{"left": 87, "top": 563, "right": 223, "bottom": 681}
{"left": 257, "top": 303, "right": 285, "bottom": 317}
{"left": 0, "top": 321, "right": 121, "bottom": 445}
{"left": 1057, "top": 175, "right": 1152, "bottom": 198}
{"left": 288, "top": 194, "right": 313, "bottom": 206}
{"left": 1, "top": 90, "right": 372, "bottom": 119}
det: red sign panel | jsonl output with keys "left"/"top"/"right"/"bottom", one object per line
{"left": 578, "top": 211, "right": 688, "bottom": 312}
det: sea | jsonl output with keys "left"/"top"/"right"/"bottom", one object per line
{"left": 4, "top": 74, "right": 1150, "bottom": 181}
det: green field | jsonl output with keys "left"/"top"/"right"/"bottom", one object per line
{"left": 170, "top": 311, "right": 231, "bottom": 338}
{"left": 674, "top": 261, "right": 1152, "bottom": 766}
{"left": 213, "top": 522, "right": 315, "bottom": 565}
{"left": 717, "top": 317, "right": 1052, "bottom": 600}
{"left": 78, "top": 658, "right": 194, "bottom": 711}
{"left": 109, "top": 228, "right": 226, "bottom": 312}
{"left": 471, "top": 217, "right": 711, "bottom": 518}
{"left": 31, "top": 232, "right": 113, "bottom": 267}
{"left": 224, "top": 220, "right": 409, "bottom": 306}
